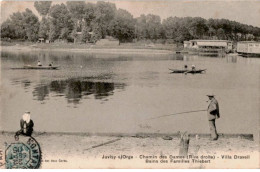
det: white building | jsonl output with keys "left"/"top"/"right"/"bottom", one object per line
{"left": 184, "top": 40, "right": 233, "bottom": 51}
{"left": 237, "top": 41, "right": 260, "bottom": 56}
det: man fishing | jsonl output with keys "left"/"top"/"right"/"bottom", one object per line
{"left": 207, "top": 95, "right": 220, "bottom": 140}
{"left": 15, "top": 111, "right": 34, "bottom": 140}
{"left": 147, "top": 95, "right": 220, "bottom": 141}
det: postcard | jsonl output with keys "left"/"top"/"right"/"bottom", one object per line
{"left": 0, "top": 0, "right": 259, "bottom": 169}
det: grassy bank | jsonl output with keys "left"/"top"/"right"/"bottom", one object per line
{"left": 1, "top": 41, "right": 178, "bottom": 55}
{"left": 0, "top": 41, "right": 180, "bottom": 51}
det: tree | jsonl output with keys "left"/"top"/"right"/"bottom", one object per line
{"left": 135, "top": 14, "right": 147, "bottom": 40}
{"left": 188, "top": 17, "right": 208, "bottom": 38}
{"left": 80, "top": 24, "right": 91, "bottom": 43}
{"left": 66, "top": 1, "right": 86, "bottom": 20}
{"left": 49, "top": 3, "right": 74, "bottom": 41}
{"left": 208, "top": 27, "right": 216, "bottom": 38}
{"left": 217, "top": 28, "right": 226, "bottom": 39}
{"left": 3, "top": 9, "right": 39, "bottom": 41}
{"left": 9, "top": 12, "right": 27, "bottom": 39}
{"left": 2, "top": 1, "right": 260, "bottom": 42}
{"left": 162, "top": 17, "right": 180, "bottom": 40}
{"left": 175, "top": 26, "right": 193, "bottom": 42}
{"left": 146, "top": 14, "right": 162, "bottom": 39}
{"left": 94, "top": 1, "right": 116, "bottom": 38}
{"left": 90, "top": 22, "right": 102, "bottom": 42}
{"left": 83, "top": 3, "right": 96, "bottom": 27}
{"left": 22, "top": 9, "right": 39, "bottom": 41}
{"left": 1, "top": 19, "right": 16, "bottom": 39}
{"left": 38, "top": 17, "right": 50, "bottom": 39}
{"left": 109, "top": 9, "right": 135, "bottom": 44}
{"left": 34, "top": 1, "right": 52, "bottom": 16}
{"left": 67, "top": 1, "right": 86, "bottom": 33}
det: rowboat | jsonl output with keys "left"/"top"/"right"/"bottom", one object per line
{"left": 11, "top": 65, "right": 59, "bottom": 70}
{"left": 169, "top": 69, "right": 206, "bottom": 74}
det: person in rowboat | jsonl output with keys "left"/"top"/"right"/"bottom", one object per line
{"left": 15, "top": 111, "right": 34, "bottom": 140}
{"left": 207, "top": 95, "right": 220, "bottom": 140}
{"left": 191, "top": 64, "right": 196, "bottom": 71}
{"left": 37, "top": 61, "right": 42, "bottom": 66}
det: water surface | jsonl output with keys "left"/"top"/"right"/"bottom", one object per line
{"left": 1, "top": 51, "right": 259, "bottom": 135}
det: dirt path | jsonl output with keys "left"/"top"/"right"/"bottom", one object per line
{"left": 0, "top": 133, "right": 258, "bottom": 168}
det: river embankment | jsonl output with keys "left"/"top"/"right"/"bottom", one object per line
{"left": 0, "top": 41, "right": 176, "bottom": 55}
{"left": 0, "top": 132, "right": 258, "bottom": 168}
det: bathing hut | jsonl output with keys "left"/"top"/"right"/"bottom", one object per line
{"left": 184, "top": 40, "right": 233, "bottom": 56}
{"left": 237, "top": 41, "right": 260, "bottom": 57}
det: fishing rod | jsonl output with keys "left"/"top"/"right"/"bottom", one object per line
{"left": 147, "top": 109, "right": 207, "bottom": 120}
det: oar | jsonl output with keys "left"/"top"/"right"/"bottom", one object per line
{"left": 147, "top": 109, "right": 207, "bottom": 120}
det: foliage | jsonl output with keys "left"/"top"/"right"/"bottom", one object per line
{"left": 34, "top": 1, "right": 52, "bottom": 16}
{"left": 38, "top": 17, "right": 49, "bottom": 39}
{"left": 1, "top": 9, "right": 39, "bottom": 41}
{"left": 49, "top": 3, "right": 74, "bottom": 41}
{"left": 93, "top": 1, "right": 116, "bottom": 38}
{"left": 2, "top": 1, "right": 260, "bottom": 43}
{"left": 109, "top": 9, "right": 135, "bottom": 43}
{"left": 23, "top": 9, "right": 40, "bottom": 41}
{"left": 1, "top": 19, "right": 16, "bottom": 39}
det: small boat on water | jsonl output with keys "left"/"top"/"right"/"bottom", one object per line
{"left": 169, "top": 68, "right": 206, "bottom": 74}
{"left": 11, "top": 65, "right": 59, "bottom": 70}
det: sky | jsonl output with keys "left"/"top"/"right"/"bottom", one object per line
{"left": 1, "top": 0, "right": 260, "bottom": 27}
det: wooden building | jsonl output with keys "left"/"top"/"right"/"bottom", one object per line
{"left": 184, "top": 40, "right": 233, "bottom": 56}
{"left": 237, "top": 41, "right": 260, "bottom": 57}
{"left": 184, "top": 40, "right": 233, "bottom": 50}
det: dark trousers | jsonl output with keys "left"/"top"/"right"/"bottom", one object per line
{"left": 208, "top": 120, "right": 218, "bottom": 140}
{"left": 15, "top": 129, "right": 32, "bottom": 137}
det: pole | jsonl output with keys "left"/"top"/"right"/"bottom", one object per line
{"left": 147, "top": 109, "right": 207, "bottom": 120}
{"left": 179, "top": 132, "right": 190, "bottom": 156}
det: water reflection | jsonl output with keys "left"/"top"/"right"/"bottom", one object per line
{"left": 172, "top": 54, "right": 184, "bottom": 60}
{"left": 226, "top": 56, "right": 237, "bottom": 63}
{"left": 22, "top": 80, "right": 31, "bottom": 89}
{"left": 29, "top": 78, "right": 125, "bottom": 104}
{"left": 11, "top": 80, "right": 31, "bottom": 91}
{"left": 33, "top": 84, "right": 49, "bottom": 101}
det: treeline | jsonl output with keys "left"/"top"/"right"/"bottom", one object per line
{"left": 1, "top": 1, "right": 260, "bottom": 43}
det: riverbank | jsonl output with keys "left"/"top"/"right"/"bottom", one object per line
{"left": 0, "top": 132, "right": 258, "bottom": 168}
{"left": 0, "top": 41, "right": 176, "bottom": 55}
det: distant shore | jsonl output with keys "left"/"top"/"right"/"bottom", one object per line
{"left": 0, "top": 41, "right": 177, "bottom": 55}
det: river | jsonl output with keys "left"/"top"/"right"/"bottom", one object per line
{"left": 0, "top": 50, "right": 259, "bottom": 136}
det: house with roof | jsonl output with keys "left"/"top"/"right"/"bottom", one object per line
{"left": 184, "top": 40, "right": 233, "bottom": 56}
{"left": 184, "top": 40, "right": 233, "bottom": 50}
{"left": 237, "top": 41, "right": 260, "bottom": 57}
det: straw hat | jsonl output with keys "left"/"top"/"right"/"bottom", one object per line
{"left": 206, "top": 94, "right": 215, "bottom": 97}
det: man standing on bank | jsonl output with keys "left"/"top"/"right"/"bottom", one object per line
{"left": 207, "top": 95, "right": 220, "bottom": 140}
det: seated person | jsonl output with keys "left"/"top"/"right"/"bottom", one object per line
{"left": 191, "top": 64, "right": 196, "bottom": 71}
{"left": 37, "top": 61, "right": 42, "bottom": 66}
{"left": 15, "top": 111, "right": 34, "bottom": 140}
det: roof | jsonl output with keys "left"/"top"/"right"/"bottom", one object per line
{"left": 238, "top": 41, "right": 260, "bottom": 43}
{"left": 197, "top": 41, "right": 229, "bottom": 47}
{"left": 189, "top": 40, "right": 232, "bottom": 42}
